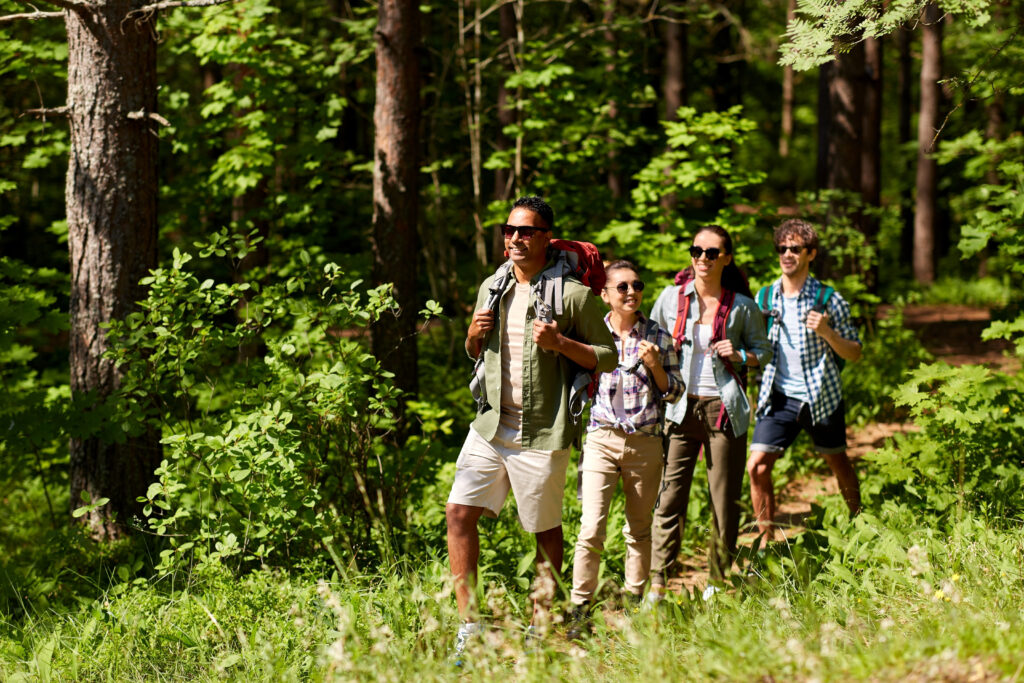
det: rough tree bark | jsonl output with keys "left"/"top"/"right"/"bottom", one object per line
{"left": 826, "top": 44, "right": 864, "bottom": 198}
{"left": 898, "top": 27, "right": 914, "bottom": 265}
{"left": 861, "top": 36, "right": 882, "bottom": 291}
{"left": 661, "top": 0, "right": 688, "bottom": 121}
{"left": 779, "top": 0, "right": 796, "bottom": 157}
{"left": 371, "top": 0, "right": 421, "bottom": 408}
{"left": 493, "top": 1, "right": 516, "bottom": 262}
{"left": 65, "top": 0, "right": 161, "bottom": 539}
{"left": 913, "top": 2, "right": 942, "bottom": 284}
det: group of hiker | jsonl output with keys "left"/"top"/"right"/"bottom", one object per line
{"left": 445, "top": 195, "right": 863, "bottom": 649}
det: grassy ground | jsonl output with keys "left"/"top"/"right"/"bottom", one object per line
{"left": 2, "top": 494, "right": 1022, "bottom": 681}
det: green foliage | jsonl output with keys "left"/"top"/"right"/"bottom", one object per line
{"left": 781, "top": 0, "right": 995, "bottom": 70}
{"left": 867, "top": 362, "right": 1024, "bottom": 519}
{"left": 105, "top": 234, "right": 447, "bottom": 571}
{"left": 594, "top": 106, "right": 766, "bottom": 272}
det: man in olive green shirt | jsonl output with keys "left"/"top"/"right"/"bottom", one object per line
{"left": 446, "top": 196, "right": 616, "bottom": 639}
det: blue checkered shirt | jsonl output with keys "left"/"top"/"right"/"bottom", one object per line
{"left": 756, "top": 277, "right": 860, "bottom": 425}
{"left": 587, "top": 313, "right": 684, "bottom": 436}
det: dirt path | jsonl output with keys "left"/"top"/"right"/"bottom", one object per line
{"left": 664, "top": 305, "right": 1015, "bottom": 596}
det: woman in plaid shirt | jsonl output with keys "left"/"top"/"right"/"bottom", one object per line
{"left": 568, "top": 260, "right": 683, "bottom": 633}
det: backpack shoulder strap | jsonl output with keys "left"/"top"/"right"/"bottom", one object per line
{"left": 812, "top": 284, "right": 835, "bottom": 313}
{"left": 712, "top": 289, "right": 735, "bottom": 343}
{"left": 672, "top": 285, "right": 691, "bottom": 346}
{"left": 757, "top": 284, "right": 776, "bottom": 334}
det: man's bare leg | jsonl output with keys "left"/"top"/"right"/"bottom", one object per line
{"left": 822, "top": 451, "right": 861, "bottom": 515}
{"left": 747, "top": 450, "right": 780, "bottom": 540}
{"left": 533, "top": 525, "right": 564, "bottom": 620}
{"left": 446, "top": 503, "right": 486, "bottom": 619}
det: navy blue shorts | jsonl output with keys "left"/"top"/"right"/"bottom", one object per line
{"left": 750, "top": 391, "right": 847, "bottom": 455}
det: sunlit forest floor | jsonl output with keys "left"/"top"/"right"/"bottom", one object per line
{"left": 1, "top": 305, "right": 1022, "bottom": 681}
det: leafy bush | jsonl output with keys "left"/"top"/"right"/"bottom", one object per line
{"left": 105, "top": 234, "right": 450, "bottom": 571}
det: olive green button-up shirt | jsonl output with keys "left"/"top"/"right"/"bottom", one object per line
{"left": 469, "top": 267, "right": 617, "bottom": 451}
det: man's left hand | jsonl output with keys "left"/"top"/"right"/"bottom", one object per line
{"left": 806, "top": 310, "right": 833, "bottom": 339}
{"left": 533, "top": 319, "right": 562, "bottom": 352}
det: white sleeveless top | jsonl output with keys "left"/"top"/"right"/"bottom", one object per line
{"left": 688, "top": 324, "right": 719, "bottom": 397}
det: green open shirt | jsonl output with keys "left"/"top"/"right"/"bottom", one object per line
{"left": 468, "top": 266, "right": 617, "bottom": 451}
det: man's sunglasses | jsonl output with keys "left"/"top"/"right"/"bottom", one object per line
{"left": 500, "top": 224, "right": 550, "bottom": 240}
{"left": 606, "top": 280, "right": 645, "bottom": 294}
{"left": 688, "top": 246, "right": 722, "bottom": 260}
{"left": 776, "top": 245, "right": 807, "bottom": 255}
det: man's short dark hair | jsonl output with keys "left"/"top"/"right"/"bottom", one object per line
{"left": 512, "top": 195, "right": 554, "bottom": 230}
{"left": 774, "top": 218, "right": 819, "bottom": 253}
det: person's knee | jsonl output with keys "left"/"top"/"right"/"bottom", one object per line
{"left": 446, "top": 503, "right": 481, "bottom": 532}
{"left": 747, "top": 451, "right": 775, "bottom": 480}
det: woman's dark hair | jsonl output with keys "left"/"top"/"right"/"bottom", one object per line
{"left": 685, "top": 225, "right": 752, "bottom": 298}
{"left": 605, "top": 259, "right": 639, "bottom": 275}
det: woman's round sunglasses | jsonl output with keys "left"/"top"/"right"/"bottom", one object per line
{"left": 688, "top": 246, "right": 722, "bottom": 260}
{"left": 606, "top": 280, "right": 645, "bottom": 294}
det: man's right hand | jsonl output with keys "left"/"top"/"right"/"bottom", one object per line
{"left": 466, "top": 309, "right": 494, "bottom": 357}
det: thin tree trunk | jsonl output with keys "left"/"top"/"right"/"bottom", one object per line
{"left": 604, "top": 0, "right": 623, "bottom": 199}
{"left": 659, "top": 0, "right": 687, "bottom": 233}
{"left": 898, "top": 27, "right": 914, "bottom": 265}
{"left": 493, "top": 2, "right": 516, "bottom": 262}
{"left": 977, "top": 94, "right": 1004, "bottom": 276}
{"left": 661, "top": 0, "right": 688, "bottom": 120}
{"left": 371, "top": 0, "right": 421, "bottom": 407}
{"left": 913, "top": 2, "right": 942, "bottom": 284}
{"left": 779, "top": 0, "right": 796, "bottom": 157}
{"left": 827, "top": 43, "right": 864, "bottom": 196}
{"left": 66, "top": 0, "right": 161, "bottom": 540}
{"left": 861, "top": 36, "right": 882, "bottom": 291}
{"left": 816, "top": 61, "right": 831, "bottom": 191}
{"left": 459, "top": 0, "right": 487, "bottom": 269}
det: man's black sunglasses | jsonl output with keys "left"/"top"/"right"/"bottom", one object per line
{"left": 688, "top": 246, "right": 722, "bottom": 260}
{"left": 500, "top": 224, "right": 550, "bottom": 240}
{"left": 606, "top": 280, "right": 645, "bottom": 294}
{"left": 776, "top": 245, "right": 807, "bottom": 255}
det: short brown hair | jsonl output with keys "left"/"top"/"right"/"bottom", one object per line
{"left": 774, "top": 218, "right": 819, "bottom": 253}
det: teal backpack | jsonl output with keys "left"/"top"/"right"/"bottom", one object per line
{"left": 756, "top": 283, "right": 845, "bottom": 371}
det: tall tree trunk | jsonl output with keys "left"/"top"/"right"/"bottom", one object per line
{"left": 603, "top": 0, "right": 623, "bottom": 199}
{"left": 816, "top": 61, "right": 831, "bottom": 191}
{"left": 913, "top": 2, "right": 942, "bottom": 284}
{"left": 779, "top": 0, "right": 796, "bottom": 157}
{"left": 659, "top": 0, "right": 688, "bottom": 233}
{"left": 861, "top": 36, "right": 882, "bottom": 291}
{"left": 66, "top": 0, "right": 161, "bottom": 540}
{"left": 493, "top": 2, "right": 516, "bottom": 262}
{"left": 661, "top": 0, "right": 688, "bottom": 121}
{"left": 898, "top": 27, "right": 914, "bottom": 266}
{"left": 371, "top": 0, "right": 421, "bottom": 409}
{"left": 826, "top": 44, "right": 864, "bottom": 197}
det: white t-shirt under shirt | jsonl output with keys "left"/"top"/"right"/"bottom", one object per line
{"left": 499, "top": 283, "right": 531, "bottom": 430}
{"left": 688, "top": 324, "right": 719, "bottom": 397}
{"left": 772, "top": 293, "right": 810, "bottom": 403}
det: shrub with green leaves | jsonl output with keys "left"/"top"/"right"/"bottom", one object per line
{"left": 105, "top": 234, "right": 448, "bottom": 571}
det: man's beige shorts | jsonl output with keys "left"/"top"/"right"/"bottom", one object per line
{"left": 447, "top": 425, "right": 571, "bottom": 533}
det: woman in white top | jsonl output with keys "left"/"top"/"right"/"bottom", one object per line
{"left": 647, "top": 225, "right": 771, "bottom": 591}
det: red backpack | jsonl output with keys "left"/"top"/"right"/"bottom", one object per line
{"left": 548, "top": 239, "right": 606, "bottom": 295}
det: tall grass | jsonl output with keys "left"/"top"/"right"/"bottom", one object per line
{"left": 2, "top": 499, "right": 1022, "bottom": 681}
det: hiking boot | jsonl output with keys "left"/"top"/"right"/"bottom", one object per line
{"left": 452, "top": 621, "right": 483, "bottom": 667}
{"left": 642, "top": 585, "right": 666, "bottom": 611}
{"left": 565, "top": 602, "right": 590, "bottom": 641}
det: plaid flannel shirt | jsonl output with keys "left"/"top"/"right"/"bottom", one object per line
{"left": 587, "top": 312, "right": 683, "bottom": 436}
{"left": 756, "top": 276, "right": 860, "bottom": 425}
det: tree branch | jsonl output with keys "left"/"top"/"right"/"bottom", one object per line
{"left": 29, "top": 0, "right": 96, "bottom": 11}
{"left": 0, "top": 9, "right": 64, "bottom": 23}
{"left": 127, "top": 108, "right": 170, "bottom": 127}
{"left": 24, "top": 105, "right": 69, "bottom": 119}
{"left": 126, "top": 0, "right": 234, "bottom": 21}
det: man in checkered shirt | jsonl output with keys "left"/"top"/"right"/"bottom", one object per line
{"left": 747, "top": 219, "right": 862, "bottom": 540}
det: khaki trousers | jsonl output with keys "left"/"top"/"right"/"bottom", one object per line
{"left": 651, "top": 396, "right": 747, "bottom": 583}
{"left": 571, "top": 427, "right": 664, "bottom": 605}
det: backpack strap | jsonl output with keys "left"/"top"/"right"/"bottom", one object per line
{"left": 711, "top": 289, "right": 735, "bottom": 343}
{"left": 672, "top": 285, "right": 691, "bottom": 349}
{"left": 812, "top": 284, "right": 835, "bottom": 314}
{"left": 756, "top": 284, "right": 775, "bottom": 335}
